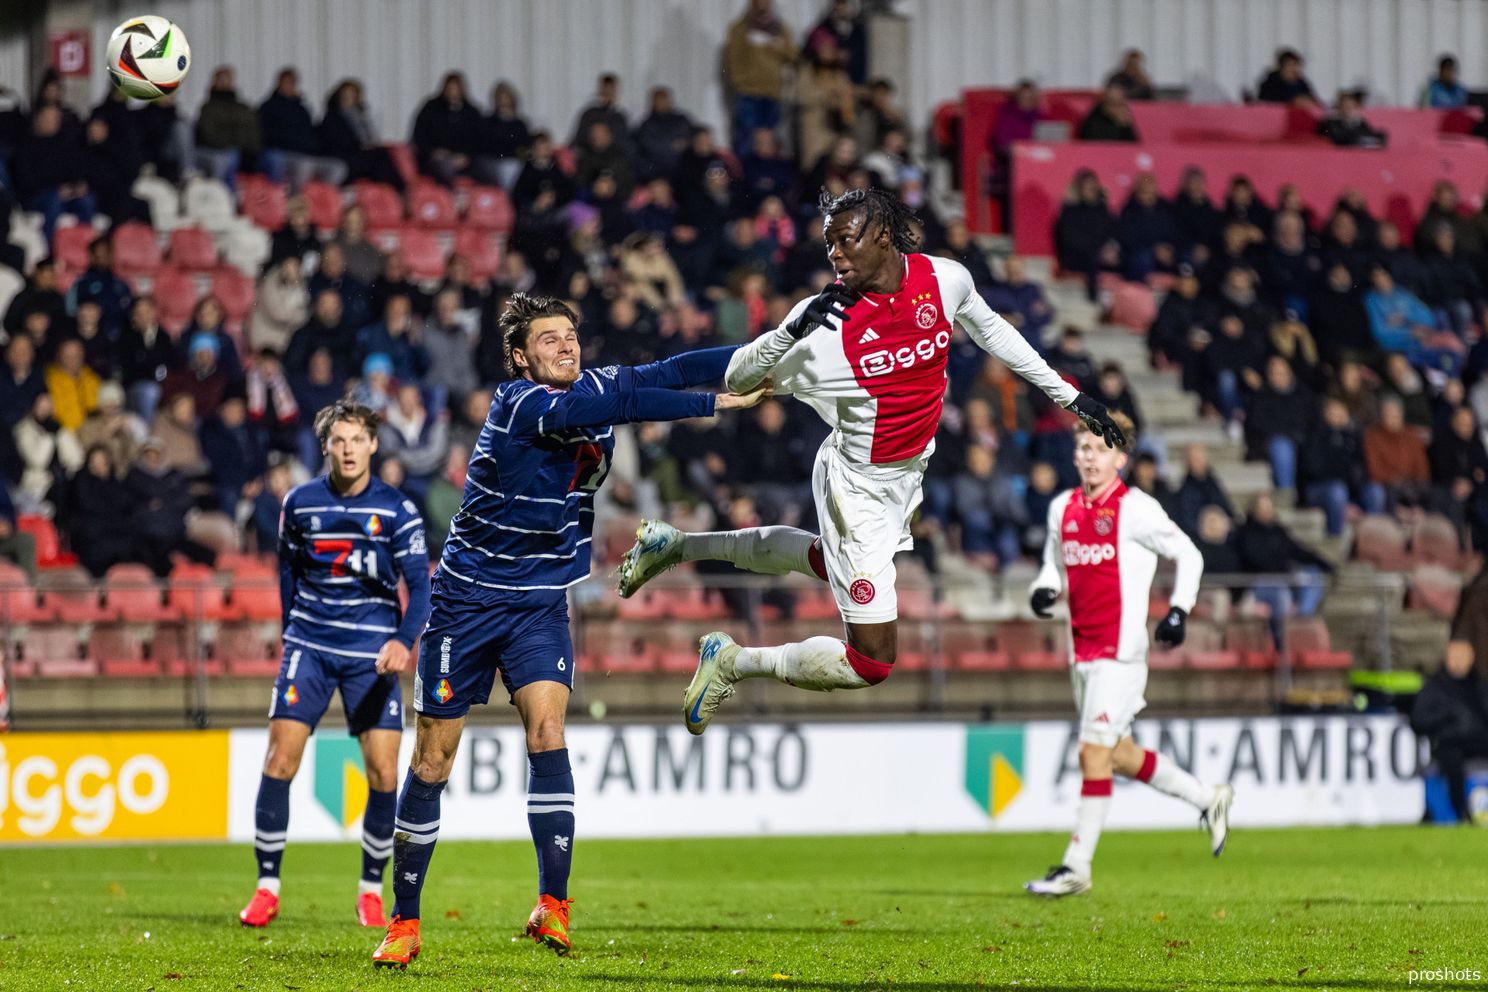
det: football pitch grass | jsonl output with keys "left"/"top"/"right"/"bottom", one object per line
{"left": 2, "top": 827, "right": 1485, "bottom": 991}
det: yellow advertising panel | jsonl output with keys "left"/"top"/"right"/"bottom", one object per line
{"left": 0, "top": 732, "right": 229, "bottom": 842}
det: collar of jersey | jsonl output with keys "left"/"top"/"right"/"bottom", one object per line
{"left": 1080, "top": 476, "right": 1125, "bottom": 508}
{"left": 852, "top": 255, "right": 911, "bottom": 307}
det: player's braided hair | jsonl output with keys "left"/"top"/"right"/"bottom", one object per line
{"left": 314, "top": 399, "right": 380, "bottom": 446}
{"left": 500, "top": 293, "right": 582, "bottom": 379}
{"left": 818, "top": 186, "right": 922, "bottom": 254}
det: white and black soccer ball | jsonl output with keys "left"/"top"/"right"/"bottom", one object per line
{"left": 106, "top": 15, "right": 191, "bottom": 102}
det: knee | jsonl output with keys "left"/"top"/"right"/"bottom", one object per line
{"left": 410, "top": 753, "right": 453, "bottom": 784}
{"left": 526, "top": 718, "right": 566, "bottom": 754}
{"left": 262, "top": 749, "right": 302, "bottom": 781}
{"left": 1078, "top": 742, "right": 1115, "bottom": 778}
{"left": 365, "top": 762, "right": 400, "bottom": 793}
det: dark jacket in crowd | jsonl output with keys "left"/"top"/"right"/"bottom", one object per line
{"left": 259, "top": 91, "right": 319, "bottom": 154}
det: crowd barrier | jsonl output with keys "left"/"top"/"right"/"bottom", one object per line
{"left": 0, "top": 714, "right": 1426, "bottom": 844}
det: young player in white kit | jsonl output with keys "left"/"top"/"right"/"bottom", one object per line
{"left": 617, "top": 187, "right": 1128, "bottom": 734}
{"left": 1024, "top": 414, "right": 1234, "bottom": 897}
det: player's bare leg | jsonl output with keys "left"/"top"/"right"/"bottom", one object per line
{"left": 374, "top": 716, "right": 462, "bottom": 968}
{"left": 355, "top": 728, "right": 401, "bottom": 927}
{"left": 1111, "top": 737, "right": 1233, "bottom": 856}
{"left": 618, "top": 521, "right": 825, "bottom": 597}
{"left": 685, "top": 620, "right": 896, "bottom": 735}
{"left": 514, "top": 681, "right": 576, "bottom": 956}
{"left": 240, "top": 718, "right": 312, "bottom": 926}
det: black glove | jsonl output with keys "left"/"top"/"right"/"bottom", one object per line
{"left": 1067, "top": 393, "right": 1127, "bottom": 449}
{"left": 1154, "top": 606, "right": 1187, "bottom": 647}
{"left": 785, "top": 283, "right": 855, "bottom": 339}
{"left": 1030, "top": 587, "right": 1058, "bottom": 619}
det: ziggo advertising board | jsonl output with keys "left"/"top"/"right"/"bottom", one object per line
{"left": 2, "top": 716, "right": 1424, "bottom": 843}
{"left": 0, "top": 732, "right": 229, "bottom": 842}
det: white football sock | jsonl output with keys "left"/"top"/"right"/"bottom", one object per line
{"left": 1145, "top": 754, "right": 1214, "bottom": 810}
{"left": 256, "top": 876, "right": 282, "bottom": 895}
{"left": 732, "top": 636, "right": 869, "bottom": 691}
{"left": 1061, "top": 787, "right": 1112, "bottom": 877}
{"left": 358, "top": 879, "right": 382, "bottom": 896}
{"left": 677, "top": 526, "right": 820, "bottom": 578}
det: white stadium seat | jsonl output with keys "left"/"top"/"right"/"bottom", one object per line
{"left": 0, "top": 266, "right": 23, "bottom": 318}
{"left": 131, "top": 175, "right": 183, "bottom": 231}
{"left": 220, "top": 222, "right": 272, "bottom": 276}
{"left": 182, "top": 177, "right": 236, "bottom": 234}
{"left": 7, "top": 212, "right": 47, "bottom": 273}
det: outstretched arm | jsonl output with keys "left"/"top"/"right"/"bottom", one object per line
{"left": 624, "top": 347, "right": 738, "bottom": 390}
{"left": 955, "top": 283, "right": 1079, "bottom": 408}
{"left": 725, "top": 285, "right": 854, "bottom": 393}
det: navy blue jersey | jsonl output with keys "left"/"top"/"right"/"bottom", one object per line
{"left": 278, "top": 476, "right": 432, "bottom": 659}
{"left": 438, "top": 348, "right": 736, "bottom": 594}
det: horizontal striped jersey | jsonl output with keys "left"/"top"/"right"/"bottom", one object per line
{"left": 278, "top": 476, "right": 432, "bottom": 659}
{"left": 439, "top": 349, "right": 735, "bottom": 594}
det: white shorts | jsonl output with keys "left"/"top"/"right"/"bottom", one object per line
{"left": 1070, "top": 660, "right": 1149, "bottom": 748}
{"left": 811, "top": 438, "right": 925, "bottom": 624}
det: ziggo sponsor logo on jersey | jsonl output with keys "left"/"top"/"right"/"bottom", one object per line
{"left": 1063, "top": 541, "right": 1117, "bottom": 566}
{"left": 857, "top": 328, "right": 952, "bottom": 378}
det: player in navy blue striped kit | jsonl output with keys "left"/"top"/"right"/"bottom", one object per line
{"left": 372, "top": 294, "right": 763, "bottom": 968}
{"left": 240, "top": 400, "right": 431, "bottom": 930}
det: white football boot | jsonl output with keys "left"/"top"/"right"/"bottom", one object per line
{"left": 1024, "top": 865, "right": 1092, "bottom": 897}
{"left": 617, "top": 519, "right": 683, "bottom": 598}
{"left": 683, "top": 632, "right": 741, "bottom": 736}
{"left": 1202, "top": 784, "right": 1235, "bottom": 856}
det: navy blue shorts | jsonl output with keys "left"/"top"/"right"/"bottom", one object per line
{"left": 269, "top": 643, "right": 404, "bottom": 735}
{"left": 414, "top": 582, "right": 574, "bottom": 718}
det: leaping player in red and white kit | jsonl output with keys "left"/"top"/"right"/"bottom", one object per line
{"left": 616, "top": 187, "right": 1127, "bottom": 734}
{"left": 1024, "top": 413, "right": 1233, "bottom": 897}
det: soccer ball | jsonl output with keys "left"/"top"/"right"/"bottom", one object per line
{"left": 106, "top": 15, "right": 191, "bottom": 101}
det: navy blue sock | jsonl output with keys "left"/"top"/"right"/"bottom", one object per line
{"left": 361, "top": 787, "right": 396, "bottom": 885}
{"left": 253, "top": 774, "right": 291, "bottom": 883}
{"left": 527, "top": 748, "right": 575, "bottom": 899}
{"left": 390, "top": 771, "right": 445, "bottom": 920}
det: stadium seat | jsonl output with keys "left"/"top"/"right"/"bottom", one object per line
{"left": 239, "top": 175, "right": 288, "bottom": 231}
{"left": 408, "top": 183, "right": 458, "bottom": 230}
{"left": 102, "top": 564, "right": 174, "bottom": 623}
{"left": 464, "top": 185, "right": 515, "bottom": 232}
{"left": 301, "top": 180, "right": 344, "bottom": 231}
{"left": 151, "top": 622, "right": 211, "bottom": 677}
{"left": 166, "top": 226, "right": 220, "bottom": 273}
{"left": 221, "top": 223, "right": 272, "bottom": 276}
{"left": 353, "top": 182, "right": 404, "bottom": 229}
{"left": 1407, "top": 564, "right": 1462, "bottom": 620}
{"left": 229, "top": 581, "right": 281, "bottom": 622}
{"left": 662, "top": 586, "right": 728, "bottom": 621}
{"left": 954, "top": 650, "right": 1012, "bottom": 671}
{"left": 211, "top": 268, "right": 256, "bottom": 326}
{"left": 132, "top": 174, "right": 182, "bottom": 230}
{"left": 215, "top": 621, "right": 282, "bottom": 677}
{"left": 1353, "top": 515, "right": 1411, "bottom": 571}
{"left": 1412, "top": 514, "right": 1465, "bottom": 570}
{"left": 151, "top": 266, "right": 201, "bottom": 334}
{"left": 0, "top": 561, "right": 51, "bottom": 624}
{"left": 616, "top": 588, "right": 668, "bottom": 621}
{"left": 1106, "top": 280, "right": 1158, "bottom": 331}
{"left": 384, "top": 142, "right": 420, "bottom": 187}
{"left": 113, "top": 221, "right": 163, "bottom": 278}
{"left": 37, "top": 568, "right": 108, "bottom": 624}
{"left": 453, "top": 229, "right": 503, "bottom": 283}
{"left": 23, "top": 624, "right": 93, "bottom": 677}
{"left": 658, "top": 648, "right": 702, "bottom": 673}
{"left": 95, "top": 623, "right": 162, "bottom": 678}
{"left": 1285, "top": 617, "right": 1352, "bottom": 670}
{"left": 182, "top": 177, "right": 236, "bottom": 233}
{"left": 0, "top": 266, "right": 24, "bottom": 321}
{"left": 53, "top": 224, "right": 93, "bottom": 273}
{"left": 999, "top": 620, "right": 1064, "bottom": 670}
{"left": 9, "top": 210, "right": 47, "bottom": 271}
{"left": 1225, "top": 619, "right": 1277, "bottom": 669}
{"left": 796, "top": 587, "right": 841, "bottom": 620}
{"left": 16, "top": 514, "right": 77, "bottom": 568}
{"left": 398, "top": 228, "right": 448, "bottom": 282}
{"left": 167, "top": 567, "right": 233, "bottom": 622}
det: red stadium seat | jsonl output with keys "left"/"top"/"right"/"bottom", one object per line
{"left": 211, "top": 268, "right": 256, "bottom": 326}
{"left": 240, "top": 177, "right": 288, "bottom": 231}
{"left": 658, "top": 648, "right": 701, "bottom": 674}
{"left": 302, "top": 181, "right": 344, "bottom": 231}
{"left": 384, "top": 142, "right": 420, "bottom": 188}
{"left": 0, "top": 562, "right": 50, "bottom": 624}
{"left": 452, "top": 229, "right": 502, "bottom": 282}
{"left": 1286, "top": 617, "right": 1352, "bottom": 670}
{"left": 151, "top": 266, "right": 201, "bottom": 334}
{"left": 398, "top": 228, "right": 448, "bottom": 282}
{"left": 53, "top": 225, "right": 94, "bottom": 273}
{"left": 112, "top": 221, "right": 163, "bottom": 278}
{"left": 464, "top": 185, "right": 515, "bottom": 232}
{"left": 1225, "top": 620, "right": 1277, "bottom": 669}
{"left": 616, "top": 588, "right": 668, "bottom": 621}
{"left": 1000, "top": 620, "right": 1064, "bottom": 670}
{"left": 1353, "top": 515, "right": 1411, "bottom": 571}
{"left": 215, "top": 621, "right": 282, "bottom": 677}
{"left": 23, "top": 624, "right": 92, "bottom": 676}
{"left": 1107, "top": 280, "right": 1158, "bottom": 331}
{"left": 16, "top": 514, "right": 77, "bottom": 568}
{"left": 168, "top": 565, "right": 233, "bottom": 622}
{"left": 95, "top": 623, "right": 162, "bottom": 678}
{"left": 408, "top": 183, "right": 458, "bottom": 230}
{"left": 954, "top": 650, "right": 1011, "bottom": 671}
{"left": 167, "top": 226, "right": 220, "bottom": 272}
{"left": 102, "top": 564, "right": 174, "bottom": 623}
{"left": 230, "top": 581, "right": 281, "bottom": 622}
{"left": 37, "top": 568, "right": 108, "bottom": 624}
{"left": 354, "top": 182, "right": 405, "bottom": 229}
{"left": 1412, "top": 514, "right": 1465, "bottom": 570}
{"left": 1407, "top": 564, "right": 1462, "bottom": 620}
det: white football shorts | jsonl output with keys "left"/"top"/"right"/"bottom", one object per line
{"left": 1069, "top": 659, "right": 1149, "bottom": 747}
{"left": 811, "top": 438, "right": 926, "bottom": 624}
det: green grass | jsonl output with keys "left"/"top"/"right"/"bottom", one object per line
{"left": 1, "top": 828, "right": 1485, "bottom": 991}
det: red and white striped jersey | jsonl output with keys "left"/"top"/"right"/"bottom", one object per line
{"left": 728, "top": 254, "right": 1078, "bottom": 466}
{"left": 1033, "top": 478, "right": 1203, "bottom": 665}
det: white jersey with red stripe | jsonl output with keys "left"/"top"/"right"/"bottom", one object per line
{"left": 726, "top": 254, "right": 1079, "bottom": 467}
{"left": 1033, "top": 478, "right": 1204, "bottom": 665}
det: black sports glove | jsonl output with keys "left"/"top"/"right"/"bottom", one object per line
{"left": 1067, "top": 393, "right": 1127, "bottom": 449}
{"left": 785, "top": 283, "right": 855, "bottom": 339}
{"left": 1154, "top": 606, "right": 1187, "bottom": 647}
{"left": 1030, "top": 587, "right": 1058, "bottom": 619}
